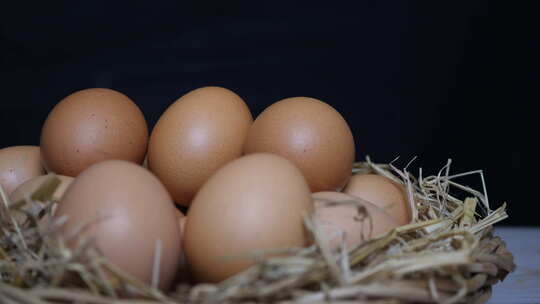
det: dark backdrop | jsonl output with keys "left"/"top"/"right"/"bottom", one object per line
{"left": 0, "top": 1, "right": 533, "bottom": 225}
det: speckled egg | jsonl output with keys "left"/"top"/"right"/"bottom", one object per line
{"left": 40, "top": 88, "right": 148, "bottom": 177}
{"left": 244, "top": 97, "right": 355, "bottom": 192}
{"left": 148, "top": 86, "right": 253, "bottom": 206}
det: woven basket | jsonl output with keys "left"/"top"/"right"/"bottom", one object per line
{"left": 0, "top": 158, "right": 515, "bottom": 303}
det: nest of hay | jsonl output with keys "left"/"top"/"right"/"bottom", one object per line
{"left": 0, "top": 157, "right": 515, "bottom": 303}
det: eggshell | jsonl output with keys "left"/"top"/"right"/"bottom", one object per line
{"left": 343, "top": 174, "right": 410, "bottom": 225}
{"left": 244, "top": 97, "right": 355, "bottom": 192}
{"left": 0, "top": 146, "right": 45, "bottom": 195}
{"left": 10, "top": 174, "right": 73, "bottom": 203}
{"left": 184, "top": 153, "right": 313, "bottom": 283}
{"left": 40, "top": 88, "right": 148, "bottom": 177}
{"left": 55, "top": 160, "right": 182, "bottom": 290}
{"left": 148, "top": 86, "right": 253, "bottom": 206}
{"left": 313, "top": 191, "right": 399, "bottom": 251}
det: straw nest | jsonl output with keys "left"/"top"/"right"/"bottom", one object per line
{"left": 0, "top": 157, "right": 515, "bottom": 304}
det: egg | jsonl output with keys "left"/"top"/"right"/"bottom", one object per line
{"left": 313, "top": 192, "right": 398, "bottom": 251}
{"left": 343, "top": 174, "right": 410, "bottom": 225}
{"left": 148, "top": 86, "right": 253, "bottom": 206}
{"left": 55, "top": 160, "right": 182, "bottom": 290}
{"left": 41, "top": 88, "right": 148, "bottom": 177}
{"left": 184, "top": 153, "right": 313, "bottom": 283}
{"left": 243, "top": 97, "right": 355, "bottom": 192}
{"left": 10, "top": 174, "right": 73, "bottom": 203}
{"left": 0, "top": 146, "right": 45, "bottom": 195}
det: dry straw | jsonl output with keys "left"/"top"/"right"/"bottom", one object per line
{"left": 0, "top": 157, "right": 515, "bottom": 303}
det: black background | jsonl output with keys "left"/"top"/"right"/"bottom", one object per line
{"left": 0, "top": 1, "right": 533, "bottom": 225}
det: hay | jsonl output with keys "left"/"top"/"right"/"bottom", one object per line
{"left": 0, "top": 157, "right": 515, "bottom": 303}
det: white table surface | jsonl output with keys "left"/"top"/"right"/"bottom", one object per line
{"left": 489, "top": 227, "right": 540, "bottom": 304}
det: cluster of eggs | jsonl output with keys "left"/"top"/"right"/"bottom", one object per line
{"left": 0, "top": 87, "right": 410, "bottom": 288}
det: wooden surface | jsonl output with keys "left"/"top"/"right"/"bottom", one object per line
{"left": 489, "top": 227, "right": 540, "bottom": 304}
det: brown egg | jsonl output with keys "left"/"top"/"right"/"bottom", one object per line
{"left": 148, "top": 86, "right": 253, "bottom": 206}
{"left": 10, "top": 174, "right": 73, "bottom": 203}
{"left": 184, "top": 153, "right": 313, "bottom": 283}
{"left": 243, "top": 97, "right": 355, "bottom": 192}
{"left": 313, "top": 191, "right": 399, "bottom": 251}
{"left": 41, "top": 88, "right": 148, "bottom": 177}
{"left": 343, "top": 174, "right": 410, "bottom": 225}
{"left": 0, "top": 146, "right": 45, "bottom": 195}
{"left": 55, "top": 160, "right": 182, "bottom": 290}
